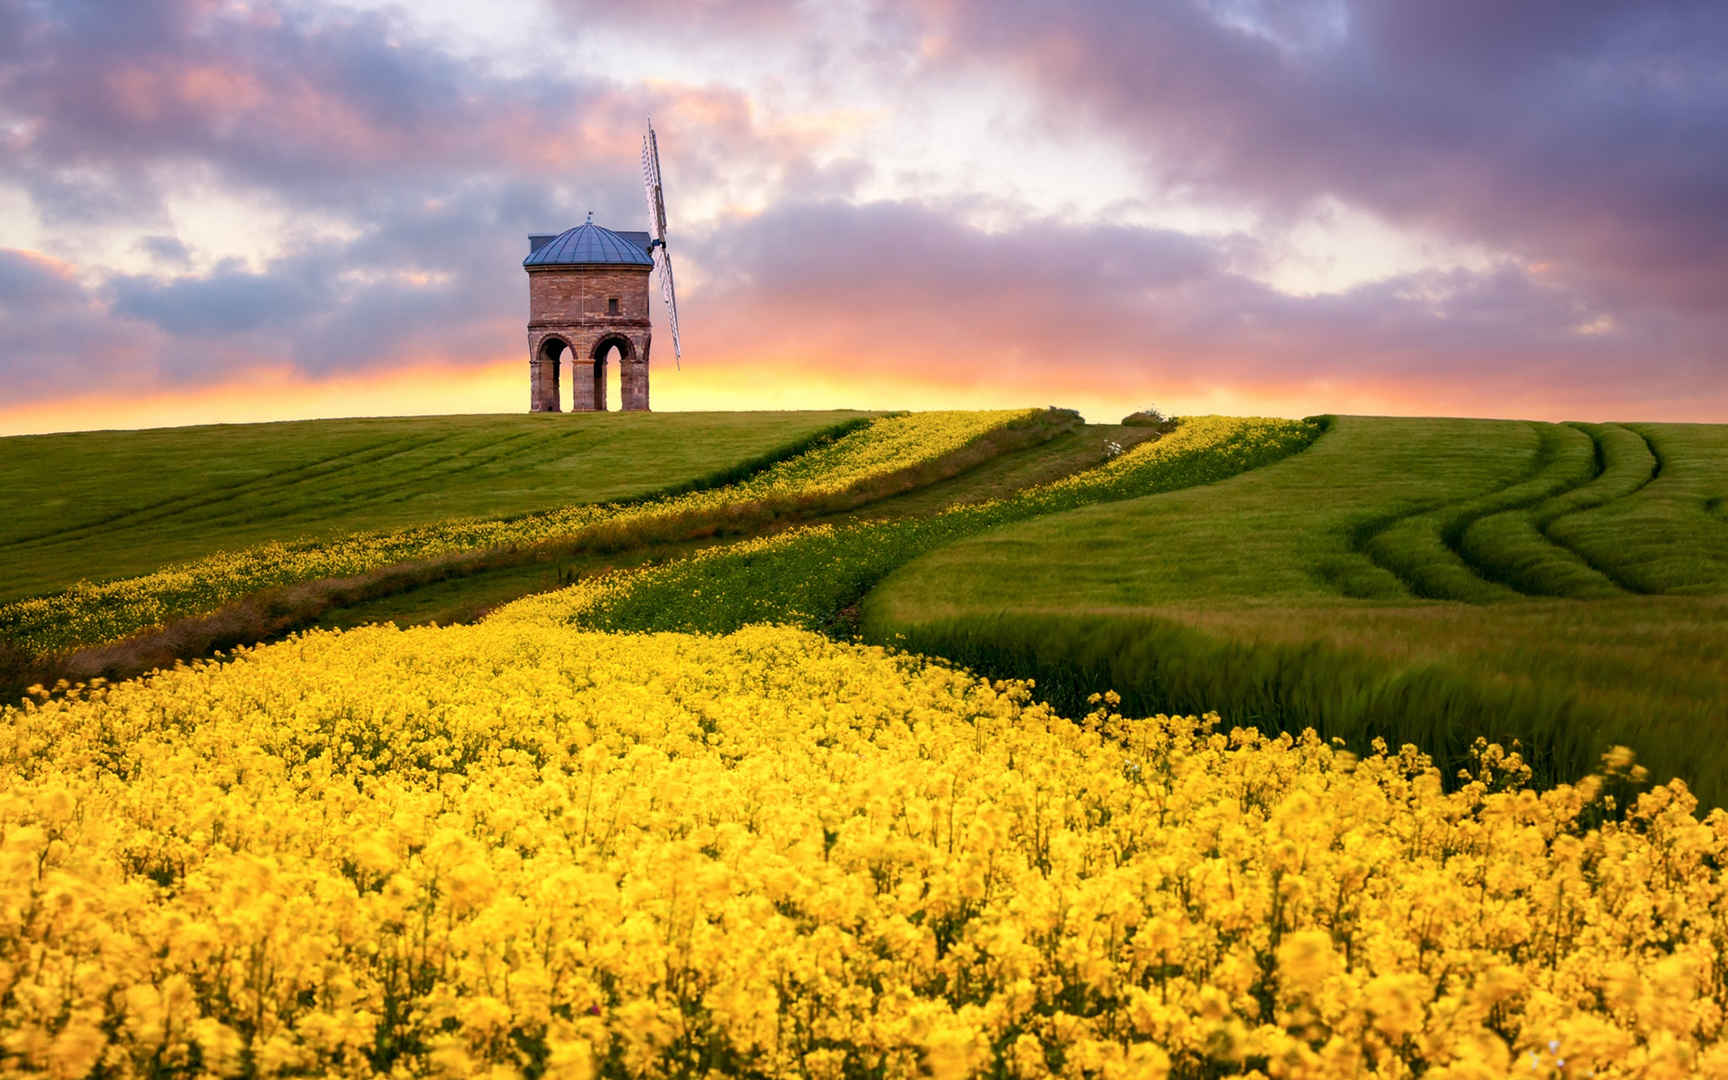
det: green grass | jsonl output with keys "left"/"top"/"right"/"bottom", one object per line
{"left": 1360, "top": 421, "right": 1597, "bottom": 602}
{"left": 864, "top": 416, "right": 1543, "bottom": 610}
{"left": 0, "top": 411, "right": 872, "bottom": 602}
{"left": 1546, "top": 423, "right": 1728, "bottom": 593}
{"left": 863, "top": 415, "right": 1728, "bottom": 804}
{"left": 1452, "top": 423, "right": 1653, "bottom": 598}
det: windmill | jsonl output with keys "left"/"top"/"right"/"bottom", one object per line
{"left": 641, "top": 119, "right": 682, "bottom": 368}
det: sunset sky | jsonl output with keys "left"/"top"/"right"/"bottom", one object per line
{"left": 1, "top": 0, "right": 1724, "bottom": 433}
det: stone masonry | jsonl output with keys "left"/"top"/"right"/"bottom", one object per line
{"left": 527, "top": 263, "right": 653, "bottom": 412}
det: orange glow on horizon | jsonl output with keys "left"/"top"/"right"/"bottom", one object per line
{"left": 2, "top": 354, "right": 1720, "bottom": 439}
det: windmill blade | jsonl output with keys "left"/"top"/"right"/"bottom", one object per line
{"left": 641, "top": 123, "right": 667, "bottom": 242}
{"left": 641, "top": 149, "right": 662, "bottom": 243}
{"left": 642, "top": 118, "right": 679, "bottom": 366}
{"left": 648, "top": 125, "right": 668, "bottom": 238}
{"left": 654, "top": 246, "right": 682, "bottom": 367}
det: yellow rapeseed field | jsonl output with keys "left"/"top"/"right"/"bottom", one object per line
{"left": 4, "top": 607, "right": 1725, "bottom": 1077}
{"left": 1022, "top": 415, "right": 1313, "bottom": 503}
{"left": 0, "top": 410, "right": 1036, "bottom": 655}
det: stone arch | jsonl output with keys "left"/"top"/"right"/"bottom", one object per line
{"left": 590, "top": 335, "right": 635, "bottom": 412}
{"left": 530, "top": 334, "right": 572, "bottom": 412}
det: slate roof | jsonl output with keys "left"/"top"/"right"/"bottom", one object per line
{"left": 524, "top": 222, "right": 654, "bottom": 268}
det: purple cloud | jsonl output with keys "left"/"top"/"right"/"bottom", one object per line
{"left": 924, "top": 0, "right": 1728, "bottom": 312}
{"left": 686, "top": 199, "right": 1724, "bottom": 416}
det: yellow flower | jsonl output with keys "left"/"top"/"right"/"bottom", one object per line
{"left": 1, "top": 613, "right": 1724, "bottom": 1078}
{"left": 1275, "top": 928, "right": 1337, "bottom": 998}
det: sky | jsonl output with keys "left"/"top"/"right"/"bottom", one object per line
{"left": 1, "top": 0, "right": 1724, "bottom": 433}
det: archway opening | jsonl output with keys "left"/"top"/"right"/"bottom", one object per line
{"left": 593, "top": 337, "right": 632, "bottom": 412}
{"left": 536, "top": 337, "right": 568, "bottom": 413}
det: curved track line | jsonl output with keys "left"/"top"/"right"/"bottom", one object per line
{"left": 1351, "top": 422, "right": 1591, "bottom": 602}
{"left": 1447, "top": 423, "right": 1650, "bottom": 598}
{"left": 1434, "top": 423, "right": 1598, "bottom": 597}
{"left": 184, "top": 427, "right": 568, "bottom": 534}
{"left": 1530, "top": 424, "right": 1661, "bottom": 593}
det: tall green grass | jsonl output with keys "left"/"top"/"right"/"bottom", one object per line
{"left": 864, "top": 415, "right": 1728, "bottom": 804}
{"left": 870, "top": 611, "right": 1617, "bottom": 792}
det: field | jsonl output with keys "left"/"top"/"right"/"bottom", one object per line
{"left": 3, "top": 409, "right": 1727, "bottom": 1077}
{"left": 864, "top": 416, "right": 1728, "bottom": 802}
{"left": 0, "top": 412, "right": 873, "bottom": 604}
{"left": 0, "top": 409, "right": 1050, "bottom": 663}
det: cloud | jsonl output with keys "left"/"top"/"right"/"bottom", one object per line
{"left": 921, "top": 0, "right": 1728, "bottom": 312}
{"left": 0, "top": 249, "right": 82, "bottom": 307}
{"left": 4, "top": 190, "right": 1723, "bottom": 426}
{"left": 3, "top": 178, "right": 579, "bottom": 402}
{"left": 110, "top": 261, "right": 325, "bottom": 336}
{"left": 136, "top": 235, "right": 192, "bottom": 265}
{"left": 0, "top": 248, "right": 163, "bottom": 399}
{"left": 682, "top": 200, "right": 1724, "bottom": 416}
{"left": 0, "top": 0, "right": 860, "bottom": 231}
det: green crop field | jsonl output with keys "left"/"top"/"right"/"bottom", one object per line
{"left": 0, "top": 411, "right": 870, "bottom": 602}
{"left": 863, "top": 415, "right": 1728, "bottom": 803}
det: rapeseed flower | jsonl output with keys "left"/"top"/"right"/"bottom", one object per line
{"left": 2, "top": 612, "right": 1724, "bottom": 1077}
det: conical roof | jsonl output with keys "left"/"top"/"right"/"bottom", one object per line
{"left": 524, "top": 221, "right": 654, "bottom": 268}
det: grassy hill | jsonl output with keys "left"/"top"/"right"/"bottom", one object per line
{"left": 0, "top": 411, "right": 870, "bottom": 602}
{"left": 863, "top": 415, "right": 1728, "bottom": 802}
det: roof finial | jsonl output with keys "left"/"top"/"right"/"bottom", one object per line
{"left": 585, "top": 210, "right": 593, "bottom": 224}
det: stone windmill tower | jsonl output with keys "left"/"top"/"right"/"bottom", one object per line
{"left": 524, "top": 122, "right": 682, "bottom": 412}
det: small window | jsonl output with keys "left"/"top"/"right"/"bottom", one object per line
{"left": 607, "top": 297, "right": 620, "bottom": 315}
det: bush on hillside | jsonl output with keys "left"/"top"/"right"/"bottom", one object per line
{"left": 1121, "top": 405, "right": 1176, "bottom": 430}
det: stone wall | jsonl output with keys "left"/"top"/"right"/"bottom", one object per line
{"left": 527, "top": 265, "right": 654, "bottom": 412}
{"left": 527, "top": 266, "right": 652, "bottom": 324}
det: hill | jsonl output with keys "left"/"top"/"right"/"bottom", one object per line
{"left": 0, "top": 409, "right": 1076, "bottom": 674}
{"left": 0, "top": 411, "right": 871, "bottom": 603}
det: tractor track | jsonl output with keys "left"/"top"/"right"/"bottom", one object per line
{"left": 1526, "top": 424, "right": 1663, "bottom": 594}
{"left": 1348, "top": 421, "right": 1591, "bottom": 602}
{"left": 1438, "top": 423, "right": 1633, "bottom": 598}
{"left": 184, "top": 427, "right": 570, "bottom": 534}
{"left": 2, "top": 424, "right": 597, "bottom": 560}
{"left": 0, "top": 434, "right": 429, "bottom": 552}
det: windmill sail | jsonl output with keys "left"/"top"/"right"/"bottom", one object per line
{"left": 641, "top": 119, "right": 681, "bottom": 367}
{"left": 654, "top": 247, "right": 681, "bottom": 361}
